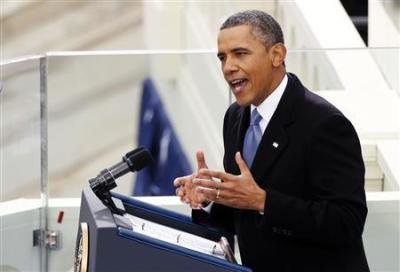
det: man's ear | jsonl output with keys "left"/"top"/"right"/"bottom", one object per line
{"left": 270, "top": 43, "right": 287, "bottom": 67}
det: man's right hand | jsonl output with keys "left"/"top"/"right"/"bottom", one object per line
{"left": 173, "top": 150, "right": 211, "bottom": 209}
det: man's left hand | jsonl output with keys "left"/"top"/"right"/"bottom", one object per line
{"left": 193, "top": 152, "right": 266, "bottom": 211}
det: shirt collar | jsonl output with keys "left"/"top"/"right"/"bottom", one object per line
{"left": 251, "top": 74, "right": 288, "bottom": 122}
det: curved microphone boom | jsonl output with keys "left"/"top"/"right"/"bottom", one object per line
{"left": 89, "top": 147, "right": 153, "bottom": 214}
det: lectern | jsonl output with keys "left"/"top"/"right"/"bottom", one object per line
{"left": 74, "top": 188, "right": 252, "bottom": 272}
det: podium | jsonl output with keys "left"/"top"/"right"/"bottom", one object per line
{"left": 75, "top": 188, "right": 252, "bottom": 272}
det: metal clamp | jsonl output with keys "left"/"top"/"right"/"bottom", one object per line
{"left": 33, "top": 229, "right": 60, "bottom": 249}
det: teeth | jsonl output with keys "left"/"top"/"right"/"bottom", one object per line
{"left": 231, "top": 79, "right": 244, "bottom": 85}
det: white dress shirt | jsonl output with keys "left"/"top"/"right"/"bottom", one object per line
{"left": 251, "top": 74, "right": 288, "bottom": 134}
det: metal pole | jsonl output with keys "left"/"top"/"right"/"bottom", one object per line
{"left": 39, "top": 57, "right": 48, "bottom": 272}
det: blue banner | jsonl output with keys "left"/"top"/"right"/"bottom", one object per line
{"left": 134, "top": 78, "right": 193, "bottom": 196}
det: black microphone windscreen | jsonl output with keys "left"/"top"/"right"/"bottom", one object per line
{"left": 125, "top": 147, "right": 145, "bottom": 158}
{"left": 124, "top": 147, "right": 153, "bottom": 172}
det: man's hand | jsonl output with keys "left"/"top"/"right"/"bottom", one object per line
{"left": 173, "top": 150, "right": 211, "bottom": 209}
{"left": 193, "top": 152, "right": 266, "bottom": 211}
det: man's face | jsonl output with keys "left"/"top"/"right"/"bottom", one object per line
{"left": 217, "top": 25, "right": 274, "bottom": 107}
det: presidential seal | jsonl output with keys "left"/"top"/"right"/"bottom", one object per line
{"left": 74, "top": 222, "right": 89, "bottom": 272}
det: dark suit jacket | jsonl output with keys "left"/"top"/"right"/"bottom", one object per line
{"left": 193, "top": 73, "right": 369, "bottom": 272}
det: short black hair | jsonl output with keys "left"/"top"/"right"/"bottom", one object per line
{"left": 220, "top": 10, "right": 284, "bottom": 47}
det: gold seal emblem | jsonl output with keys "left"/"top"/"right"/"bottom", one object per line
{"left": 74, "top": 222, "right": 89, "bottom": 272}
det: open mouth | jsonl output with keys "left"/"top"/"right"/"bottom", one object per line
{"left": 230, "top": 78, "right": 248, "bottom": 94}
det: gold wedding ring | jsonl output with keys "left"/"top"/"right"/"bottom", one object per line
{"left": 216, "top": 189, "right": 220, "bottom": 199}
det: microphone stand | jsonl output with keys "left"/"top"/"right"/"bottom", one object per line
{"left": 88, "top": 147, "right": 153, "bottom": 215}
{"left": 89, "top": 169, "right": 125, "bottom": 215}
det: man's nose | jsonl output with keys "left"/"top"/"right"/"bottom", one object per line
{"left": 223, "top": 58, "right": 239, "bottom": 75}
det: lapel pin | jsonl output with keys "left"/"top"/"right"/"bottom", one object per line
{"left": 272, "top": 142, "right": 279, "bottom": 148}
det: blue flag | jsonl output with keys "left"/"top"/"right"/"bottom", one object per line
{"left": 133, "top": 78, "right": 193, "bottom": 196}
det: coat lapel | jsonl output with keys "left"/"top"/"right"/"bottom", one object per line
{"left": 236, "top": 107, "right": 250, "bottom": 153}
{"left": 227, "top": 106, "right": 250, "bottom": 175}
{"left": 250, "top": 73, "right": 303, "bottom": 185}
{"left": 251, "top": 115, "right": 289, "bottom": 185}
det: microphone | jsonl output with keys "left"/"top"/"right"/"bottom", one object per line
{"left": 89, "top": 147, "right": 153, "bottom": 214}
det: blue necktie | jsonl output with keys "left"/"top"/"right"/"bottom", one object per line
{"left": 243, "top": 108, "right": 263, "bottom": 167}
